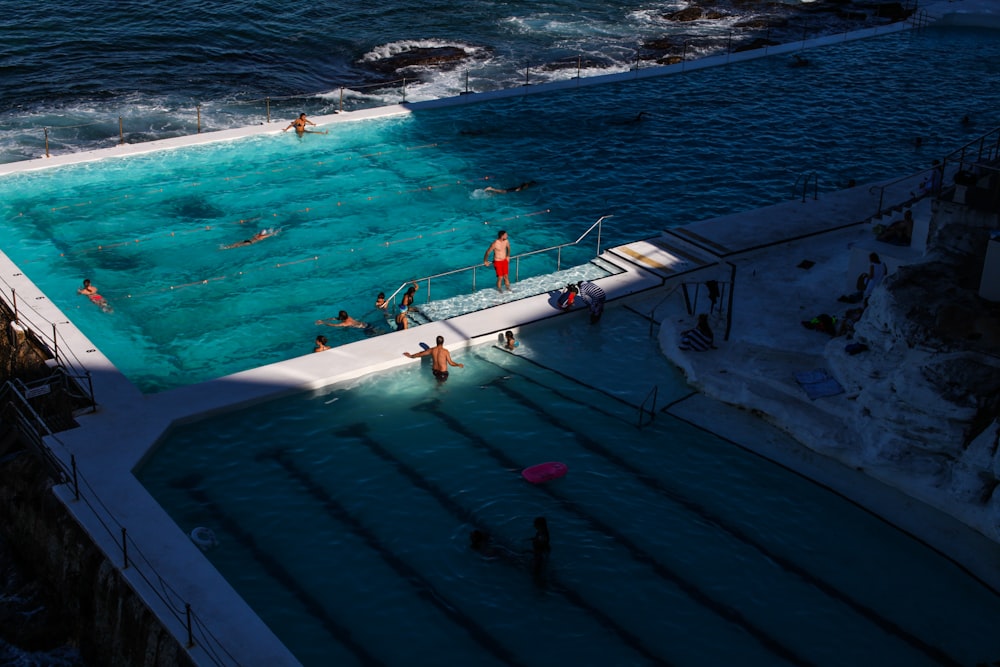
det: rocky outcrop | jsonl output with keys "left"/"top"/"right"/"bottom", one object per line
{"left": 0, "top": 444, "right": 192, "bottom": 667}
{"left": 359, "top": 46, "right": 474, "bottom": 75}
{"left": 828, "top": 204, "right": 1000, "bottom": 536}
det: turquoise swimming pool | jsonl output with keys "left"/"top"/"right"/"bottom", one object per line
{"left": 2, "top": 26, "right": 1000, "bottom": 391}
{"left": 138, "top": 305, "right": 1000, "bottom": 666}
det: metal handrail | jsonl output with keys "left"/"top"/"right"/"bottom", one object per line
{"left": 0, "top": 289, "right": 96, "bottom": 408}
{"left": 638, "top": 385, "right": 658, "bottom": 429}
{"left": 386, "top": 214, "right": 612, "bottom": 308}
{"left": 792, "top": 171, "right": 818, "bottom": 202}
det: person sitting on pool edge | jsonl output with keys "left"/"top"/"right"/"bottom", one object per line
{"left": 403, "top": 335, "right": 463, "bottom": 382}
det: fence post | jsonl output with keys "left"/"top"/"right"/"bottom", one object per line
{"left": 118, "top": 116, "right": 124, "bottom": 145}
{"left": 51, "top": 322, "right": 58, "bottom": 365}
{"left": 185, "top": 604, "right": 194, "bottom": 648}
{"left": 86, "top": 370, "right": 96, "bottom": 414}
{"left": 44, "top": 128, "right": 50, "bottom": 158}
{"left": 196, "top": 105, "right": 201, "bottom": 134}
{"left": 71, "top": 454, "right": 79, "bottom": 501}
{"left": 724, "top": 262, "right": 736, "bottom": 342}
{"left": 266, "top": 97, "right": 271, "bottom": 124}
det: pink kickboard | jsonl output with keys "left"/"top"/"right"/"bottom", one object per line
{"left": 522, "top": 461, "right": 568, "bottom": 484}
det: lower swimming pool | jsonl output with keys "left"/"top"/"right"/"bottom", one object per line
{"left": 3, "top": 25, "right": 1000, "bottom": 392}
{"left": 137, "top": 305, "right": 1000, "bottom": 667}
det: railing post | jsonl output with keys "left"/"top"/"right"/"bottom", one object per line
{"left": 266, "top": 96, "right": 271, "bottom": 123}
{"left": 401, "top": 77, "right": 407, "bottom": 103}
{"left": 576, "top": 55, "right": 581, "bottom": 79}
{"left": 44, "top": 128, "right": 50, "bottom": 158}
{"left": 186, "top": 604, "right": 195, "bottom": 648}
{"left": 724, "top": 262, "right": 736, "bottom": 342}
{"left": 118, "top": 116, "right": 124, "bottom": 145}
{"left": 524, "top": 62, "right": 530, "bottom": 86}
{"left": 87, "top": 370, "right": 96, "bottom": 413}
{"left": 196, "top": 105, "right": 201, "bottom": 133}
{"left": 121, "top": 527, "right": 129, "bottom": 569}
{"left": 71, "top": 454, "right": 79, "bottom": 501}
{"left": 11, "top": 288, "right": 17, "bottom": 322}
{"left": 557, "top": 247, "right": 562, "bottom": 272}
{"left": 51, "top": 322, "right": 58, "bottom": 364}
{"left": 339, "top": 87, "right": 344, "bottom": 113}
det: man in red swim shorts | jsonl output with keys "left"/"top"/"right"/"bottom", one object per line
{"left": 483, "top": 230, "right": 511, "bottom": 292}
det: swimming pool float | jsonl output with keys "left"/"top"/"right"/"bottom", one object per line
{"left": 522, "top": 461, "right": 568, "bottom": 484}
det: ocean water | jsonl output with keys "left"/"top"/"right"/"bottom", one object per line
{"left": 2, "top": 0, "right": 895, "bottom": 163}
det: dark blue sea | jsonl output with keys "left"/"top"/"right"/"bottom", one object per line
{"left": 1, "top": 0, "right": 892, "bottom": 164}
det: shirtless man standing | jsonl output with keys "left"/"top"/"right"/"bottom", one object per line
{"left": 483, "top": 229, "right": 511, "bottom": 292}
{"left": 403, "top": 335, "right": 463, "bottom": 382}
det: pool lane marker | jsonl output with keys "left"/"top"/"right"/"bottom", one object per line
{"left": 259, "top": 448, "right": 527, "bottom": 667}
{"left": 337, "top": 422, "right": 671, "bottom": 667}
{"left": 473, "top": 355, "right": 962, "bottom": 667}
{"left": 411, "top": 398, "right": 812, "bottom": 667}
{"left": 171, "top": 478, "right": 384, "bottom": 667}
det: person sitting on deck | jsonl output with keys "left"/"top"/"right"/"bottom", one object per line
{"left": 679, "top": 314, "right": 714, "bottom": 350}
{"left": 557, "top": 283, "right": 578, "bottom": 310}
{"left": 801, "top": 313, "right": 838, "bottom": 336}
{"left": 877, "top": 210, "right": 913, "bottom": 246}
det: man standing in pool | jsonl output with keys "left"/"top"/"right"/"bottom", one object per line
{"left": 403, "top": 335, "right": 463, "bottom": 382}
{"left": 483, "top": 229, "right": 511, "bottom": 292}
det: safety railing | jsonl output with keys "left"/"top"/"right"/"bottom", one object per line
{"left": 385, "top": 215, "right": 612, "bottom": 309}
{"left": 1, "top": 285, "right": 96, "bottom": 410}
{"left": 793, "top": 171, "right": 819, "bottom": 202}
{"left": 7, "top": 12, "right": 917, "bottom": 163}
{"left": 638, "top": 385, "right": 658, "bottom": 429}
{"left": 0, "top": 378, "right": 240, "bottom": 666}
{"left": 938, "top": 125, "right": 1000, "bottom": 210}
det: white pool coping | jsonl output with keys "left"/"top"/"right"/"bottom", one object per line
{"left": 3, "top": 3, "right": 997, "bottom": 664}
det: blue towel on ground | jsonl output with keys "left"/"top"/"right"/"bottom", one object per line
{"left": 794, "top": 369, "right": 844, "bottom": 400}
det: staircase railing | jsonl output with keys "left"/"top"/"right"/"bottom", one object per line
{"left": 385, "top": 215, "right": 613, "bottom": 309}
{"left": 638, "top": 385, "right": 658, "bottom": 429}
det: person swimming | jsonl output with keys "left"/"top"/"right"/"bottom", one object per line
{"left": 77, "top": 278, "right": 112, "bottom": 313}
{"left": 222, "top": 228, "right": 277, "bottom": 249}
{"left": 316, "top": 310, "right": 372, "bottom": 331}
{"left": 484, "top": 180, "right": 536, "bottom": 194}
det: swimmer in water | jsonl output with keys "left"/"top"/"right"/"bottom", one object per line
{"left": 222, "top": 228, "right": 277, "bottom": 249}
